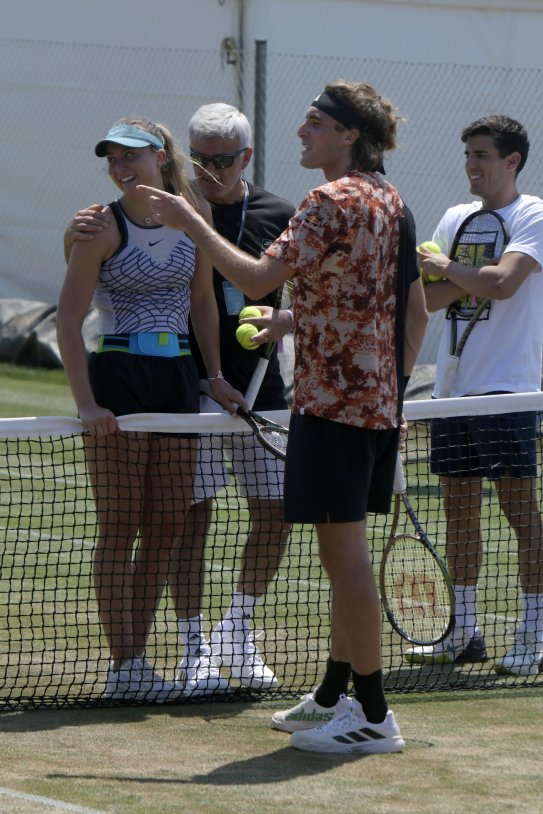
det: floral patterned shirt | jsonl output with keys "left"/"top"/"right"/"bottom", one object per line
{"left": 265, "top": 171, "right": 404, "bottom": 429}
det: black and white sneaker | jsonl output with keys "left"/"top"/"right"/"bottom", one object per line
{"left": 404, "top": 627, "right": 489, "bottom": 665}
{"left": 290, "top": 698, "right": 405, "bottom": 754}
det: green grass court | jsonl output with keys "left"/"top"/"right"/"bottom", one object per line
{"left": 0, "top": 362, "right": 541, "bottom": 813}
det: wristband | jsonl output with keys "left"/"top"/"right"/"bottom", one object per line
{"left": 208, "top": 371, "right": 225, "bottom": 381}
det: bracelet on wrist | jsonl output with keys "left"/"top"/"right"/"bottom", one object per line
{"left": 208, "top": 370, "right": 225, "bottom": 382}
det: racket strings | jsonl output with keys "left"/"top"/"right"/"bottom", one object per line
{"left": 381, "top": 533, "right": 452, "bottom": 644}
{"left": 453, "top": 214, "right": 508, "bottom": 268}
{"left": 279, "top": 279, "right": 294, "bottom": 310}
{"left": 448, "top": 211, "right": 509, "bottom": 349}
{"left": 258, "top": 426, "right": 289, "bottom": 457}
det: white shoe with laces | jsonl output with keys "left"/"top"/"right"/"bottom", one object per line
{"left": 176, "top": 647, "right": 230, "bottom": 695}
{"left": 291, "top": 697, "right": 405, "bottom": 754}
{"left": 104, "top": 657, "right": 181, "bottom": 702}
{"left": 495, "top": 630, "right": 543, "bottom": 676}
{"left": 211, "top": 621, "right": 279, "bottom": 690}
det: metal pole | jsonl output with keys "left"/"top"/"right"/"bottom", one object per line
{"left": 254, "top": 39, "right": 267, "bottom": 188}
{"left": 236, "top": 0, "right": 245, "bottom": 111}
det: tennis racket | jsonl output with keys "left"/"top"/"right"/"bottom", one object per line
{"left": 434, "top": 208, "right": 509, "bottom": 398}
{"left": 243, "top": 280, "right": 294, "bottom": 409}
{"left": 379, "top": 455, "right": 455, "bottom": 646}
{"left": 236, "top": 409, "right": 288, "bottom": 459}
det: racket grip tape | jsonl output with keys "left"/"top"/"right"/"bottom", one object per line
{"left": 244, "top": 357, "right": 270, "bottom": 409}
{"left": 393, "top": 454, "right": 407, "bottom": 494}
{"left": 434, "top": 355, "right": 459, "bottom": 399}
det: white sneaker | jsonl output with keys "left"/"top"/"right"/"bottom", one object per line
{"left": 176, "top": 647, "right": 230, "bottom": 695}
{"left": 211, "top": 621, "right": 279, "bottom": 690}
{"left": 271, "top": 690, "right": 352, "bottom": 733}
{"left": 104, "top": 657, "right": 181, "bottom": 702}
{"left": 291, "top": 698, "right": 405, "bottom": 754}
{"left": 495, "top": 630, "right": 543, "bottom": 676}
{"left": 404, "top": 627, "right": 488, "bottom": 665}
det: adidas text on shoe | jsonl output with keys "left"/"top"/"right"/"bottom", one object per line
{"left": 176, "top": 648, "right": 230, "bottom": 695}
{"left": 211, "top": 622, "right": 278, "bottom": 690}
{"left": 291, "top": 700, "right": 405, "bottom": 755}
{"left": 271, "top": 691, "right": 352, "bottom": 733}
{"left": 494, "top": 630, "right": 543, "bottom": 677}
{"left": 404, "top": 627, "right": 488, "bottom": 666}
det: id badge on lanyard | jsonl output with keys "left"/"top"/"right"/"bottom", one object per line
{"left": 222, "top": 182, "right": 250, "bottom": 316}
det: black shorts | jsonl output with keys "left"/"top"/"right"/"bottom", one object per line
{"left": 284, "top": 413, "right": 400, "bottom": 524}
{"left": 430, "top": 410, "right": 538, "bottom": 479}
{"left": 88, "top": 352, "right": 200, "bottom": 416}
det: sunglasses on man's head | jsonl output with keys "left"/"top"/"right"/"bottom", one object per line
{"left": 189, "top": 148, "right": 246, "bottom": 170}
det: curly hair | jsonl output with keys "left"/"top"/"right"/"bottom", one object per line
{"left": 323, "top": 80, "right": 404, "bottom": 172}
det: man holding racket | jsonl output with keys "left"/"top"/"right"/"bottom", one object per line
{"left": 137, "top": 80, "right": 428, "bottom": 754}
{"left": 65, "top": 104, "right": 295, "bottom": 694}
{"left": 410, "top": 115, "right": 543, "bottom": 676}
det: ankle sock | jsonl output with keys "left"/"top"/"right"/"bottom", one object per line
{"left": 314, "top": 657, "right": 351, "bottom": 707}
{"left": 453, "top": 585, "right": 478, "bottom": 636}
{"left": 352, "top": 668, "right": 388, "bottom": 724}
{"left": 178, "top": 614, "right": 209, "bottom": 656}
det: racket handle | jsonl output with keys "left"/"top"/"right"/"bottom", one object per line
{"left": 244, "top": 357, "right": 270, "bottom": 409}
{"left": 393, "top": 453, "right": 407, "bottom": 494}
{"left": 434, "top": 355, "right": 459, "bottom": 399}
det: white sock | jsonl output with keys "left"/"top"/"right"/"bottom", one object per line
{"left": 223, "top": 592, "right": 259, "bottom": 632}
{"left": 521, "top": 593, "right": 543, "bottom": 641}
{"left": 178, "top": 614, "right": 210, "bottom": 655}
{"left": 453, "top": 585, "right": 478, "bottom": 637}
{"left": 111, "top": 656, "right": 139, "bottom": 673}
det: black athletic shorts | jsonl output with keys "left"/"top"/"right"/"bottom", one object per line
{"left": 88, "top": 352, "right": 200, "bottom": 416}
{"left": 431, "top": 410, "right": 538, "bottom": 479}
{"left": 284, "top": 413, "right": 400, "bottom": 524}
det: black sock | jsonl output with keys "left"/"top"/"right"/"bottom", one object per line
{"left": 352, "top": 668, "right": 388, "bottom": 723}
{"left": 314, "top": 657, "right": 351, "bottom": 707}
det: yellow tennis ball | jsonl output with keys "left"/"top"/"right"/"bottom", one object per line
{"left": 239, "top": 305, "right": 262, "bottom": 320}
{"left": 236, "top": 323, "right": 259, "bottom": 350}
{"left": 418, "top": 241, "right": 443, "bottom": 281}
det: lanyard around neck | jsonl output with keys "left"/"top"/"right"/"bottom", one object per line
{"left": 235, "top": 181, "right": 250, "bottom": 247}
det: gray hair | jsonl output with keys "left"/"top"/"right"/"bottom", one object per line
{"left": 188, "top": 103, "right": 252, "bottom": 148}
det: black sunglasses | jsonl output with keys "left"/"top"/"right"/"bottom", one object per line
{"left": 190, "top": 148, "right": 246, "bottom": 170}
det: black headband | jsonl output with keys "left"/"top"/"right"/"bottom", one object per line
{"left": 311, "top": 91, "right": 358, "bottom": 130}
{"left": 311, "top": 90, "right": 386, "bottom": 174}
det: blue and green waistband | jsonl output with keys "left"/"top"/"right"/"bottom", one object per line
{"left": 97, "top": 332, "right": 191, "bottom": 358}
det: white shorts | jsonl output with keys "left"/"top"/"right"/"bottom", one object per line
{"left": 193, "top": 395, "right": 285, "bottom": 503}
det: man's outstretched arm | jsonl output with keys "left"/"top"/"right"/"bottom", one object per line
{"left": 137, "top": 185, "right": 293, "bottom": 299}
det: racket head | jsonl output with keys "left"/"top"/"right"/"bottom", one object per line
{"left": 262, "top": 278, "right": 295, "bottom": 360}
{"left": 379, "top": 497, "right": 455, "bottom": 646}
{"left": 450, "top": 208, "right": 509, "bottom": 267}
{"left": 446, "top": 209, "right": 510, "bottom": 361}
{"left": 237, "top": 408, "right": 288, "bottom": 460}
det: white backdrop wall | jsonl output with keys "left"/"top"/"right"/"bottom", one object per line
{"left": 1, "top": 0, "right": 543, "bottom": 363}
{"left": 4, "top": 0, "right": 543, "bottom": 65}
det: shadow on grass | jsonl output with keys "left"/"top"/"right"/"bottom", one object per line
{"left": 385, "top": 662, "right": 543, "bottom": 696}
{"left": 47, "top": 744, "right": 376, "bottom": 787}
{"left": 0, "top": 697, "right": 279, "bottom": 735}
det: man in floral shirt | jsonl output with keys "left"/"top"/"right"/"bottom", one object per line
{"left": 138, "top": 79, "right": 427, "bottom": 755}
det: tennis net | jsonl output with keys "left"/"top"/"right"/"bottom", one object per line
{"left": 0, "top": 394, "right": 542, "bottom": 710}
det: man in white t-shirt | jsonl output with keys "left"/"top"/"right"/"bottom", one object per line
{"left": 405, "top": 115, "right": 543, "bottom": 676}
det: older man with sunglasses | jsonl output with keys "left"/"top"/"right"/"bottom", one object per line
{"left": 64, "top": 103, "right": 295, "bottom": 697}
